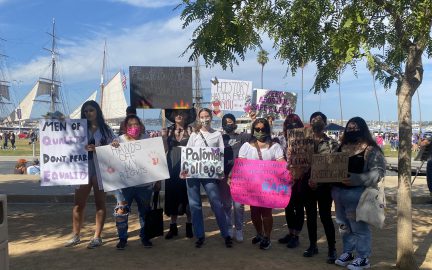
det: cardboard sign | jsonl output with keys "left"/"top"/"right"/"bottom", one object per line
{"left": 210, "top": 79, "right": 252, "bottom": 111}
{"left": 252, "top": 89, "right": 297, "bottom": 119}
{"left": 95, "top": 137, "right": 169, "bottom": 192}
{"left": 287, "top": 127, "right": 314, "bottom": 167}
{"left": 129, "top": 66, "right": 193, "bottom": 109}
{"left": 230, "top": 159, "right": 292, "bottom": 208}
{"left": 39, "top": 119, "right": 88, "bottom": 186}
{"left": 311, "top": 153, "right": 348, "bottom": 183}
{"left": 180, "top": 147, "right": 224, "bottom": 178}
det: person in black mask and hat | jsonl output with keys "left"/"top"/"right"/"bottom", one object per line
{"left": 163, "top": 108, "right": 196, "bottom": 239}
{"left": 219, "top": 114, "right": 249, "bottom": 242}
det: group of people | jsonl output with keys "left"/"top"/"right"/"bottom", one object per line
{"left": 1, "top": 130, "right": 16, "bottom": 150}
{"left": 63, "top": 100, "right": 385, "bottom": 270}
{"left": 13, "top": 158, "right": 40, "bottom": 175}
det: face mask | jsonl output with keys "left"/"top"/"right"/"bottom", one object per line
{"left": 127, "top": 127, "right": 141, "bottom": 138}
{"left": 312, "top": 121, "right": 326, "bottom": 133}
{"left": 223, "top": 124, "right": 237, "bottom": 133}
{"left": 344, "top": 130, "right": 362, "bottom": 143}
{"left": 254, "top": 131, "right": 267, "bottom": 142}
{"left": 200, "top": 119, "right": 211, "bottom": 127}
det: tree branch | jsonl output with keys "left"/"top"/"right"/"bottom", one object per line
{"left": 373, "top": 56, "right": 403, "bottom": 81}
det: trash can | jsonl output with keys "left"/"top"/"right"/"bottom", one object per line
{"left": 0, "top": 194, "right": 9, "bottom": 270}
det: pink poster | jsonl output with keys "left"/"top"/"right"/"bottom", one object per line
{"left": 230, "top": 159, "right": 293, "bottom": 208}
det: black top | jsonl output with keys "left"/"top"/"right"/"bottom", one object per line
{"left": 222, "top": 132, "right": 250, "bottom": 175}
{"left": 348, "top": 149, "right": 366, "bottom": 174}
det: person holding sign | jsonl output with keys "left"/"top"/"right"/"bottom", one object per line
{"left": 65, "top": 100, "right": 115, "bottom": 249}
{"left": 163, "top": 108, "right": 196, "bottom": 239}
{"left": 237, "top": 118, "right": 285, "bottom": 250}
{"left": 304, "top": 112, "right": 338, "bottom": 263}
{"left": 279, "top": 114, "right": 307, "bottom": 249}
{"left": 180, "top": 108, "right": 232, "bottom": 248}
{"left": 220, "top": 114, "right": 249, "bottom": 242}
{"left": 332, "top": 117, "right": 385, "bottom": 269}
{"left": 111, "top": 114, "right": 160, "bottom": 250}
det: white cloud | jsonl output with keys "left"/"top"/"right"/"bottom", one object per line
{"left": 111, "top": 0, "right": 179, "bottom": 8}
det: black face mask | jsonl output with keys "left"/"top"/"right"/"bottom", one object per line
{"left": 311, "top": 121, "right": 326, "bottom": 133}
{"left": 223, "top": 124, "right": 237, "bottom": 133}
{"left": 344, "top": 131, "right": 362, "bottom": 143}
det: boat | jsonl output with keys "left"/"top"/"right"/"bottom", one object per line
{"left": 0, "top": 40, "right": 14, "bottom": 123}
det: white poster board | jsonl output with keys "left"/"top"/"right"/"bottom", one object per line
{"left": 39, "top": 119, "right": 88, "bottom": 186}
{"left": 211, "top": 79, "right": 252, "bottom": 111}
{"left": 252, "top": 89, "right": 297, "bottom": 120}
{"left": 95, "top": 137, "right": 169, "bottom": 192}
{"left": 180, "top": 147, "right": 224, "bottom": 178}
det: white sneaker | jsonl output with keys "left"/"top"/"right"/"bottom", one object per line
{"left": 235, "top": 229, "right": 244, "bottom": 242}
{"left": 87, "top": 237, "right": 103, "bottom": 249}
{"left": 347, "top": 257, "right": 371, "bottom": 269}
{"left": 64, "top": 234, "right": 80, "bottom": 247}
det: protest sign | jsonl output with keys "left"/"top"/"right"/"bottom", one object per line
{"left": 230, "top": 159, "right": 292, "bottom": 208}
{"left": 286, "top": 127, "right": 314, "bottom": 168}
{"left": 180, "top": 147, "right": 224, "bottom": 178}
{"left": 95, "top": 137, "right": 169, "bottom": 192}
{"left": 311, "top": 153, "right": 348, "bottom": 183}
{"left": 251, "top": 89, "right": 297, "bottom": 119}
{"left": 39, "top": 119, "right": 88, "bottom": 186}
{"left": 129, "top": 66, "right": 193, "bottom": 109}
{"left": 210, "top": 79, "right": 252, "bottom": 111}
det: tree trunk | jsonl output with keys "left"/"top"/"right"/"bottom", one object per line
{"left": 261, "top": 64, "right": 264, "bottom": 89}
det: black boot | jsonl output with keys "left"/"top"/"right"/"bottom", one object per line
{"left": 165, "top": 223, "right": 178, "bottom": 239}
{"left": 287, "top": 235, "right": 299, "bottom": 248}
{"left": 327, "top": 248, "right": 337, "bottom": 264}
{"left": 303, "top": 245, "right": 318, "bottom": 257}
{"left": 186, "top": 222, "right": 193, "bottom": 238}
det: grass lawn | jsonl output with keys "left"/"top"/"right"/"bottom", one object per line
{"left": 0, "top": 138, "right": 40, "bottom": 156}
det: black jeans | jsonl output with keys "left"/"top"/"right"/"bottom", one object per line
{"left": 303, "top": 184, "right": 336, "bottom": 249}
{"left": 284, "top": 181, "right": 304, "bottom": 232}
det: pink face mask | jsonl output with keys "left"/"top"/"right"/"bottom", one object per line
{"left": 127, "top": 126, "right": 141, "bottom": 138}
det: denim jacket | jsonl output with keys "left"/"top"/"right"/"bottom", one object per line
{"left": 349, "top": 146, "right": 386, "bottom": 188}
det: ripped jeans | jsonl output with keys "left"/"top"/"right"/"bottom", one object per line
{"left": 113, "top": 185, "right": 153, "bottom": 241}
{"left": 219, "top": 178, "right": 244, "bottom": 232}
{"left": 332, "top": 186, "right": 371, "bottom": 258}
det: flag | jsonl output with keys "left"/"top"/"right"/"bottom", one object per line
{"left": 121, "top": 70, "right": 127, "bottom": 90}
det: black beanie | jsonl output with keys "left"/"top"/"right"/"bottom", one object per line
{"left": 310, "top": 111, "right": 327, "bottom": 124}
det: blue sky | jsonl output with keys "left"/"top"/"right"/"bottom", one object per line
{"left": 0, "top": 0, "right": 431, "bottom": 123}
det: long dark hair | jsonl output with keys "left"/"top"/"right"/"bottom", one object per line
{"left": 249, "top": 118, "right": 272, "bottom": 144}
{"left": 80, "top": 100, "right": 112, "bottom": 144}
{"left": 283, "top": 114, "right": 304, "bottom": 138}
{"left": 341, "top": 116, "right": 382, "bottom": 152}
{"left": 121, "top": 114, "right": 145, "bottom": 135}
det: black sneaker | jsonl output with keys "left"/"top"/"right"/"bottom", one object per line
{"left": 116, "top": 239, "right": 127, "bottom": 250}
{"left": 141, "top": 238, "right": 153, "bottom": 248}
{"left": 335, "top": 252, "right": 355, "bottom": 267}
{"left": 195, "top": 237, "right": 205, "bottom": 248}
{"left": 225, "top": 236, "right": 233, "bottom": 248}
{"left": 259, "top": 237, "right": 272, "bottom": 250}
{"left": 252, "top": 234, "right": 263, "bottom": 245}
{"left": 286, "top": 235, "right": 299, "bottom": 248}
{"left": 303, "top": 245, "right": 318, "bottom": 257}
{"left": 327, "top": 248, "right": 337, "bottom": 264}
{"left": 347, "top": 257, "right": 370, "bottom": 269}
{"left": 278, "top": 234, "right": 292, "bottom": 244}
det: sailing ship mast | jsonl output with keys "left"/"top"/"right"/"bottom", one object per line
{"left": 0, "top": 37, "right": 12, "bottom": 121}
{"left": 44, "top": 18, "right": 58, "bottom": 113}
{"left": 100, "top": 40, "right": 107, "bottom": 109}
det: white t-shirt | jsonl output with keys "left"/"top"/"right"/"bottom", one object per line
{"left": 238, "top": 142, "right": 284, "bottom": 161}
{"left": 187, "top": 130, "right": 224, "bottom": 148}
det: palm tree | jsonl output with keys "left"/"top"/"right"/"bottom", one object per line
{"left": 257, "top": 49, "right": 269, "bottom": 88}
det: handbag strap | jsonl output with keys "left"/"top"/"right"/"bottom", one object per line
{"left": 254, "top": 142, "right": 263, "bottom": 160}
{"left": 199, "top": 132, "right": 209, "bottom": 147}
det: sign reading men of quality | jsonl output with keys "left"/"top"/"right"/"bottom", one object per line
{"left": 211, "top": 79, "right": 252, "bottom": 111}
{"left": 230, "top": 159, "right": 293, "bottom": 208}
{"left": 95, "top": 137, "right": 169, "bottom": 192}
{"left": 252, "top": 89, "right": 297, "bottom": 120}
{"left": 287, "top": 127, "right": 314, "bottom": 167}
{"left": 180, "top": 147, "right": 224, "bottom": 178}
{"left": 129, "top": 66, "right": 193, "bottom": 109}
{"left": 311, "top": 153, "right": 348, "bottom": 183}
{"left": 39, "top": 119, "right": 88, "bottom": 186}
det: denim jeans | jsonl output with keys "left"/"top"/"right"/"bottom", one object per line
{"left": 332, "top": 186, "right": 371, "bottom": 258}
{"left": 219, "top": 178, "right": 245, "bottom": 231}
{"left": 427, "top": 160, "right": 432, "bottom": 193}
{"left": 186, "top": 178, "right": 229, "bottom": 239}
{"left": 114, "top": 185, "right": 153, "bottom": 240}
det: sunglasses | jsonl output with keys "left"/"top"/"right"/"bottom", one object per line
{"left": 254, "top": 127, "right": 266, "bottom": 132}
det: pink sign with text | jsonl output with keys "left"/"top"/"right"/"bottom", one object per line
{"left": 230, "top": 159, "right": 293, "bottom": 208}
